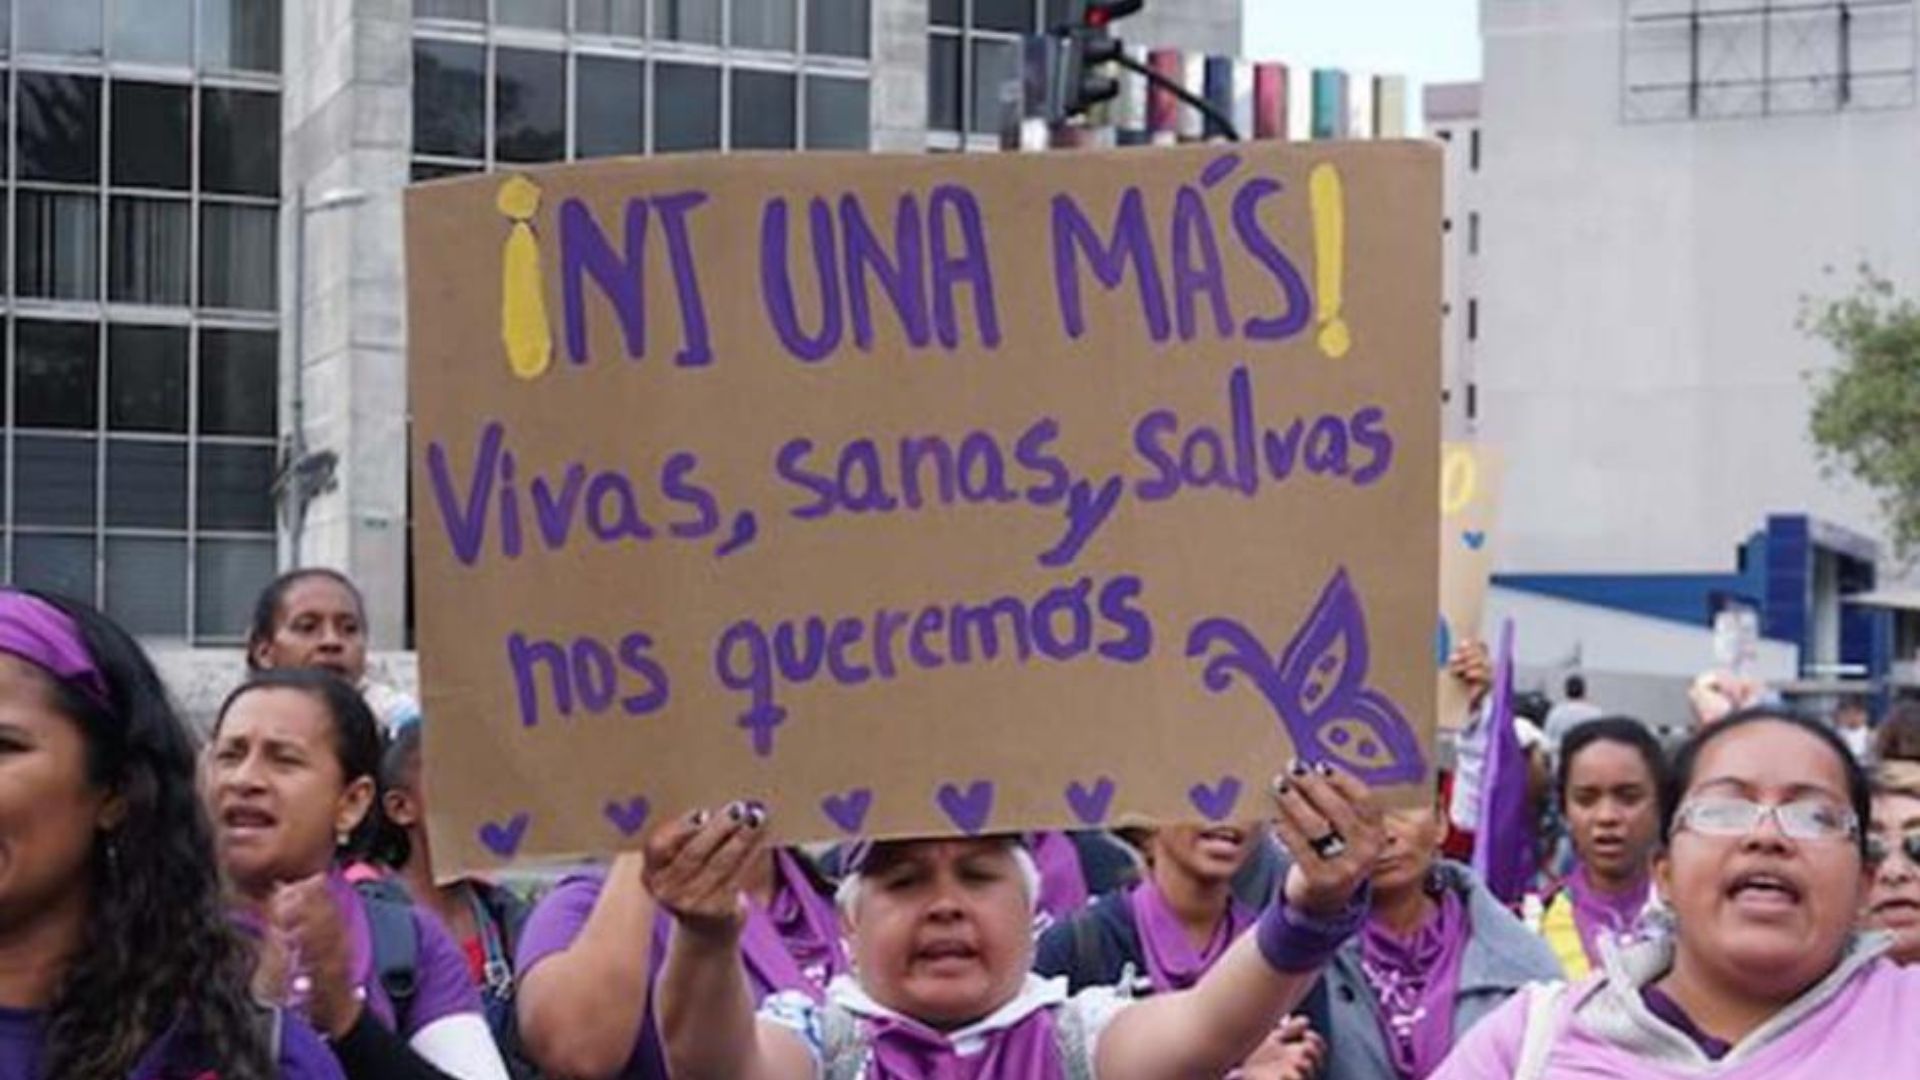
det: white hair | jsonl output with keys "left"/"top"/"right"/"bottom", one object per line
{"left": 835, "top": 841, "right": 1042, "bottom": 919}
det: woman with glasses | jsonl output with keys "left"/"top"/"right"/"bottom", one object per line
{"left": 1862, "top": 778, "right": 1920, "bottom": 965}
{"left": 1435, "top": 706, "right": 1920, "bottom": 1078}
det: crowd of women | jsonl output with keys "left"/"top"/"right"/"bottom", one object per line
{"left": 6, "top": 569, "right": 1920, "bottom": 1078}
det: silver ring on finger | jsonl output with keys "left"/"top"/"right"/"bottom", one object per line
{"left": 1308, "top": 830, "right": 1347, "bottom": 860}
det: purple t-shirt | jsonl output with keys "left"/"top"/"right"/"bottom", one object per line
{"left": 516, "top": 874, "right": 671, "bottom": 1080}
{"left": 328, "top": 870, "right": 485, "bottom": 1038}
{"left": 0, "top": 1002, "right": 345, "bottom": 1079}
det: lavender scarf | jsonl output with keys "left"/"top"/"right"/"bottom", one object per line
{"left": 1359, "top": 887, "right": 1470, "bottom": 1080}
{"left": 740, "top": 850, "right": 847, "bottom": 1003}
{"left": 865, "top": 1008, "right": 1065, "bottom": 1080}
{"left": 1027, "top": 832, "right": 1089, "bottom": 925}
{"left": 1128, "top": 880, "right": 1255, "bottom": 993}
{"left": 1565, "top": 864, "right": 1650, "bottom": 966}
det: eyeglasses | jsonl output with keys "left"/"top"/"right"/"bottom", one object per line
{"left": 1866, "top": 832, "right": 1920, "bottom": 865}
{"left": 1673, "top": 796, "right": 1859, "bottom": 842}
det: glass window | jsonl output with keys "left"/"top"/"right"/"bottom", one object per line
{"left": 414, "top": 40, "right": 486, "bottom": 160}
{"left": 200, "top": 204, "right": 278, "bottom": 311}
{"left": 809, "top": 0, "right": 870, "bottom": 57}
{"left": 199, "top": 328, "right": 276, "bottom": 436}
{"left": 15, "top": 438, "right": 98, "bottom": 528}
{"left": 494, "top": 48, "right": 567, "bottom": 163}
{"left": 196, "top": 444, "right": 275, "bottom": 530}
{"left": 970, "top": 37, "right": 1018, "bottom": 134}
{"left": 16, "top": 192, "right": 101, "bottom": 301}
{"left": 16, "top": 321, "right": 99, "bottom": 430}
{"left": 654, "top": 0, "right": 720, "bottom": 44}
{"left": 974, "top": 0, "right": 1033, "bottom": 33}
{"left": 929, "top": 34, "right": 961, "bottom": 130}
{"left": 576, "top": 0, "right": 642, "bottom": 36}
{"left": 106, "top": 440, "right": 187, "bottom": 529}
{"left": 733, "top": 0, "right": 797, "bottom": 51}
{"left": 410, "top": 160, "right": 481, "bottom": 182}
{"left": 105, "top": 538, "right": 187, "bottom": 638}
{"left": 108, "top": 325, "right": 188, "bottom": 433}
{"left": 19, "top": 0, "right": 102, "bottom": 57}
{"left": 200, "top": 0, "right": 281, "bottom": 73}
{"left": 194, "top": 537, "right": 274, "bottom": 640}
{"left": 112, "top": 82, "right": 192, "bottom": 190}
{"left": 113, "top": 0, "right": 192, "bottom": 65}
{"left": 202, "top": 88, "right": 281, "bottom": 196}
{"left": 576, "top": 55, "right": 645, "bottom": 159}
{"left": 415, "top": 0, "right": 484, "bottom": 19}
{"left": 655, "top": 63, "right": 721, "bottom": 152}
{"left": 806, "top": 77, "right": 870, "bottom": 149}
{"left": 732, "top": 70, "right": 797, "bottom": 150}
{"left": 497, "top": 0, "right": 565, "bottom": 30}
{"left": 931, "top": 0, "right": 962, "bottom": 27}
{"left": 19, "top": 74, "right": 101, "bottom": 183}
{"left": 109, "top": 198, "right": 192, "bottom": 306}
{"left": 15, "top": 534, "right": 97, "bottom": 604}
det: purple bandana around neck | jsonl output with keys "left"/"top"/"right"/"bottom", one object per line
{"left": 864, "top": 1006, "right": 1065, "bottom": 1080}
{"left": 1360, "top": 886, "right": 1470, "bottom": 1080}
{"left": 1128, "top": 879, "right": 1256, "bottom": 994}
{"left": 1565, "top": 864, "right": 1650, "bottom": 966}
{"left": 1026, "top": 832, "right": 1088, "bottom": 924}
{"left": 739, "top": 849, "right": 847, "bottom": 1003}
{"left": 0, "top": 591, "right": 110, "bottom": 712}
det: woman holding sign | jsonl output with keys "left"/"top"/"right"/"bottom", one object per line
{"left": 514, "top": 843, "right": 847, "bottom": 1078}
{"left": 647, "top": 760, "right": 1381, "bottom": 1080}
{"left": 205, "top": 668, "right": 512, "bottom": 1080}
{"left": 1435, "top": 708, "right": 1920, "bottom": 1078}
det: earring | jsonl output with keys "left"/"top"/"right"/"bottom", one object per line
{"left": 336, "top": 828, "right": 352, "bottom": 849}
{"left": 102, "top": 832, "right": 122, "bottom": 880}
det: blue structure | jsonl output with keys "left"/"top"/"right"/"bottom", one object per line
{"left": 1495, "top": 514, "right": 1896, "bottom": 690}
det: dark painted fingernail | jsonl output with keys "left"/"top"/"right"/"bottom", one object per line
{"left": 1273, "top": 778, "right": 1291, "bottom": 796}
{"left": 690, "top": 809, "right": 710, "bottom": 827}
{"left": 745, "top": 804, "right": 767, "bottom": 829}
{"left": 1314, "top": 762, "right": 1334, "bottom": 778}
{"left": 1288, "top": 758, "right": 1309, "bottom": 777}
{"left": 727, "top": 802, "right": 747, "bottom": 823}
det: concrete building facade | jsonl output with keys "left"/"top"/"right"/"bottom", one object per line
{"left": 0, "top": 0, "right": 1242, "bottom": 715}
{"left": 1456, "top": 0, "right": 1920, "bottom": 695}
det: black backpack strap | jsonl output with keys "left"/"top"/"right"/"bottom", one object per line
{"left": 355, "top": 878, "right": 421, "bottom": 1019}
{"left": 1070, "top": 912, "right": 1106, "bottom": 991}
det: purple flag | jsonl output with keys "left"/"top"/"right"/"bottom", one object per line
{"left": 1472, "top": 619, "right": 1535, "bottom": 904}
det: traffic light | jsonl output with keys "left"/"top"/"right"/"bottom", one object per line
{"left": 1057, "top": 0, "right": 1145, "bottom": 121}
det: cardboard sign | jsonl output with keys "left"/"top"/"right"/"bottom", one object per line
{"left": 406, "top": 142, "right": 1441, "bottom": 872}
{"left": 1436, "top": 444, "right": 1502, "bottom": 729}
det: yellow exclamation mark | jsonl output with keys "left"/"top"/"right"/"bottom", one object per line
{"left": 498, "top": 175, "right": 553, "bottom": 381}
{"left": 1309, "top": 162, "right": 1350, "bottom": 359}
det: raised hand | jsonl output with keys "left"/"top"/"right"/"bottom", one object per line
{"left": 1446, "top": 638, "right": 1492, "bottom": 708}
{"left": 641, "top": 802, "right": 769, "bottom": 939}
{"left": 269, "top": 873, "right": 362, "bottom": 1038}
{"left": 1270, "top": 760, "right": 1384, "bottom": 917}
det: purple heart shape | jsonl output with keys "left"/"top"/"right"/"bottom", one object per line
{"left": 1064, "top": 778, "right": 1116, "bottom": 825}
{"left": 478, "top": 812, "right": 530, "bottom": 858}
{"left": 936, "top": 781, "right": 995, "bottom": 835}
{"left": 1188, "top": 777, "right": 1243, "bottom": 822}
{"left": 821, "top": 788, "right": 874, "bottom": 834}
{"left": 603, "top": 796, "right": 650, "bottom": 838}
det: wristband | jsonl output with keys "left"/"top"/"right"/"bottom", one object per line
{"left": 1256, "top": 884, "right": 1370, "bottom": 973}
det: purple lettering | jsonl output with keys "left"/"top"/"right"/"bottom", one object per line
{"left": 842, "top": 193, "right": 931, "bottom": 351}
{"left": 1051, "top": 188, "right": 1169, "bottom": 342}
{"left": 760, "top": 197, "right": 843, "bottom": 362}
{"left": 1232, "top": 177, "right": 1312, "bottom": 341}
{"left": 561, "top": 196, "right": 648, "bottom": 364}
{"left": 928, "top": 185, "right": 1001, "bottom": 349}
{"left": 426, "top": 422, "right": 502, "bottom": 566}
{"left": 1171, "top": 185, "right": 1232, "bottom": 341}
{"left": 652, "top": 190, "right": 713, "bottom": 367}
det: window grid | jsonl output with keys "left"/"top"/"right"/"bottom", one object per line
{"left": 0, "top": 0, "right": 281, "bottom": 644}
{"left": 927, "top": 0, "right": 1063, "bottom": 150}
{"left": 411, "top": 0, "right": 872, "bottom": 174}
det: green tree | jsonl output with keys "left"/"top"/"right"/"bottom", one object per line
{"left": 1801, "top": 267, "right": 1920, "bottom": 560}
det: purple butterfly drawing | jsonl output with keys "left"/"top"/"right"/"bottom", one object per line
{"left": 1186, "top": 568, "right": 1427, "bottom": 787}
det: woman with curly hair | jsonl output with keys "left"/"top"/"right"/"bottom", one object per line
{"left": 0, "top": 588, "right": 341, "bottom": 1079}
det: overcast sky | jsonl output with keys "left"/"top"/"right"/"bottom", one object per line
{"left": 1243, "top": 0, "right": 1483, "bottom": 116}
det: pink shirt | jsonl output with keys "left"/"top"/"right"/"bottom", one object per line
{"left": 1435, "top": 958, "right": 1920, "bottom": 1078}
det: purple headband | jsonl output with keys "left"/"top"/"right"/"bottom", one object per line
{"left": 0, "top": 592, "right": 112, "bottom": 712}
